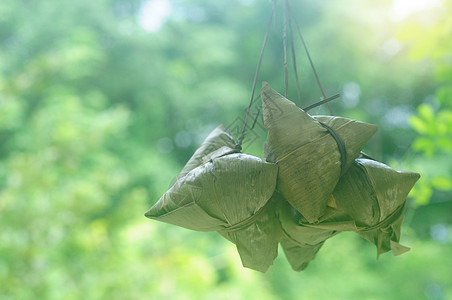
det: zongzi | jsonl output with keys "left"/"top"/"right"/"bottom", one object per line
{"left": 279, "top": 199, "right": 342, "bottom": 271}
{"left": 261, "top": 82, "right": 378, "bottom": 223}
{"left": 329, "top": 158, "right": 420, "bottom": 257}
{"left": 280, "top": 158, "right": 420, "bottom": 271}
{"left": 145, "top": 126, "right": 282, "bottom": 272}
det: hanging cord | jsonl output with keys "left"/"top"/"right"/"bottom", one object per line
{"left": 303, "top": 93, "right": 340, "bottom": 111}
{"left": 240, "top": 108, "right": 261, "bottom": 139}
{"left": 283, "top": 0, "right": 289, "bottom": 98}
{"left": 236, "top": 3, "right": 274, "bottom": 150}
{"left": 248, "top": 108, "right": 261, "bottom": 132}
{"left": 237, "top": 0, "right": 339, "bottom": 150}
{"left": 288, "top": 9, "right": 302, "bottom": 106}
{"left": 287, "top": 0, "right": 334, "bottom": 115}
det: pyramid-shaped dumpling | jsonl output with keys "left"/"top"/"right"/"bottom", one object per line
{"left": 145, "top": 126, "right": 282, "bottom": 272}
{"left": 329, "top": 158, "right": 420, "bottom": 257}
{"left": 279, "top": 199, "right": 343, "bottom": 271}
{"left": 262, "top": 82, "right": 378, "bottom": 222}
{"left": 280, "top": 158, "right": 419, "bottom": 271}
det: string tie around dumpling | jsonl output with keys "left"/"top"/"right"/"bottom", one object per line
{"left": 275, "top": 121, "right": 348, "bottom": 177}
{"left": 357, "top": 202, "right": 406, "bottom": 233}
{"left": 281, "top": 226, "right": 328, "bottom": 248}
{"left": 296, "top": 202, "right": 406, "bottom": 233}
{"left": 318, "top": 122, "right": 348, "bottom": 176}
{"left": 220, "top": 195, "right": 276, "bottom": 233}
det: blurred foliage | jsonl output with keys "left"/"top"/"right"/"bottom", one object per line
{"left": 396, "top": 0, "right": 452, "bottom": 208}
{"left": 0, "top": 0, "right": 451, "bottom": 299}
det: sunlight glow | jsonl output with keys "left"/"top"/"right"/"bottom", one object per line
{"left": 139, "top": 0, "right": 172, "bottom": 32}
{"left": 391, "top": 0, "right": 443, "bottom": 21}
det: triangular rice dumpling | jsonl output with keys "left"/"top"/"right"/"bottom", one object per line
{"left": 279, "top": 199, "right": 342, "bottom": 271}
{"left": 329, "top": 158, "right": 420, "bottom": 257}
{"left": 279, "top": 158, "right": 419, "bottom": 271}
{"left": 261, "top": 82, "right": 378, "bottom": 223}
{"left": 145, "top": 126, "right": 282, "bottom": 272}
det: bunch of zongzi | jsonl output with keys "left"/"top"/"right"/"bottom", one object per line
{"left": 145, "top": 82, "right": 419, "bottom": 273}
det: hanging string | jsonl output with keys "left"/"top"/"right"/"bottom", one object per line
{"left": 242, "top": 108, "right": 261, "bottom": 137}
{"left": 236, "top": 3, "right": 274, "bottom": 150}
{"left": 288, "top": 12, "right": 302, "bottom": 106}
{"left": 237, "top": 0, "right": 339, "bottom": 149}
{"left": 303, "top": 93, "right": 340, "bottom": 111}
{"left": 248, "top": 108, "right": 261, "bottom": 132}
{"left": 287, "top": 0, "right": 334, "bottom": 116}
{"left": 283, "top": 0, "right": 289, "bottom": 98}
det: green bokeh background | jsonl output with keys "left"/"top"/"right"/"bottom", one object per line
{"left": 0, "top": 0, "right": 451, "bottom": 299}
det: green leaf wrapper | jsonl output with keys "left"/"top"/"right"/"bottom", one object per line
{"left": 262, "top": 82, "right": 377, "bottom": 223}
{"left": 280, "top": 158, "right": 420, "bottom": 271}
{"left": 145, "top": 126, "right": 282, "bottom": 272}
